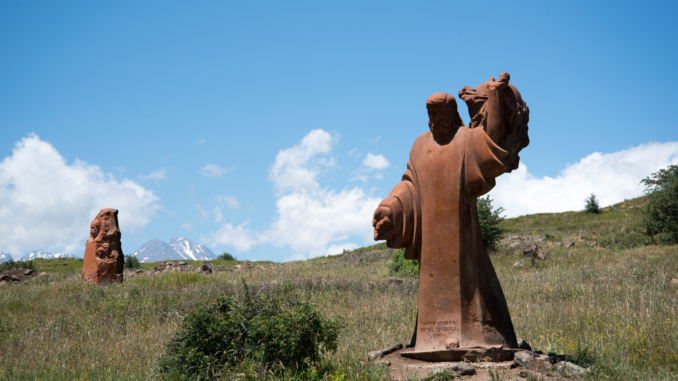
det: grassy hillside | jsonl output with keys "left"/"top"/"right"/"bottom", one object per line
{"left": 1, "top": 199, "right": 677, "bottom": 380}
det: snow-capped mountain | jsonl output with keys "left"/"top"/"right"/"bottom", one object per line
{"left": 132, "top": 237, "right": 216, "bottom": 263}
{"left": 0, "top": 251, "right": 13, "bottom": 263}
{"left": 169, "top": 237, "right": 215, "bottom": 261}
{"left": 20, "top": 251, "right": 74, "bottom": 261}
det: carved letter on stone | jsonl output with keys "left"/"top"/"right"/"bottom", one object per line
{"left": 82, "top": 209, "right": 124, "bottom": 283}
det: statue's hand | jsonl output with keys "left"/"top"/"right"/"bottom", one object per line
{"left": 487, "top": 72, "right": 510, "bottom": 92}
{"left": 373, "top": 206, "right": 396, "bottom": 241}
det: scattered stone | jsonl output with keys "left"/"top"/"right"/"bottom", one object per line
{"left": 428, "top": 362, "right": 476, "bottom": 377}
{"left": 516, "top": 338, "right": 532, "bottom": 351}
{"left": 383, "top": 277, "right": 404, "bottom": 285}
{"left": 566, "top": 241, "right": 575, "bottom": 249}
{"left": 11, "top": 275, "right": 20, "bottom": 282}
{"left": 0, "top": 274, "right": 9, "bottom": 282}
{"left": 178, "top": 262, "right": 187, "bottom": 266}
{"left": 255, "top": 265, "right": 265, "bottom": 271}
{"left": 513, "top": 350, "right": 535, "bottom": 367}
{"left": 512, "top": 261, "right": 522, "bottom": 269}
{"left": 23, "top": 269, "right": 34, "bottom": 276}
{"left": 135, "top": 269, "right": 144, "bottom": 274}
{"left": 367, "top": 343, "right": 403, "bottom": 360}
{"left": 234, "top": 265, "right": 242, "bottom": 270}
{"left": 522, "top": 243, "right": 545, "bottom": 259}
{"left": 546, "top": 352, "right": 566, "bottom": 364}
{"left": 556, "top": 361, "right": 588, "bottom": 376}
{"left": 200, "top": 264, "right": 212, "bottom": 274}
{"left": 38, "top": 272, "right": 49, "bottom": 279}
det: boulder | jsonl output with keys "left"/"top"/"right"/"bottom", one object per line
{"left": 513, "top": 351, "right": 535, "bottom": 367}
{"left": 178, "top": 262, "right": 187, "bottom": 266}
{"left": 255, "top": 265, "right": 265, "bottom": 271}
{"left": 200, "top": 264, "right": 212, "bottom": 274}
{"left": 366, "top": 343, "right": 403, "bottom": 360}
{"left": 0, "top": 274, "right": 9, "bottom": 282}
{"left": 523, "top": 243, "right": 546, "bottom": 259}
{"left": 512, "top": 261, "right": 522, "bottom": 269}
{"left": 23, "top": 269, "right": 34, "bottom": 276}
{"left": 135, "top": 269, "right": 144, "bottom": 274}
{"left": 517, "top": 337, "right": 532, "bottom": 351}
{"left": 82, "top": 209, "right": 125, "bottom": 284}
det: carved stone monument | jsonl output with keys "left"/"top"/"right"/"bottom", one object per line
{"left": 82, "top": 208, "right": 125, "bottom": 283}
{"left": 373, "top": 73, "right": 529, "bottom": 361}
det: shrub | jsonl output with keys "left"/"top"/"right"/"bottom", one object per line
{"left": 124, "top": 255, "right": 141, "bottom": 269}
{"left": 157, "top": 282, "right": 340, "bottom": 379}
{"left": 641, "top": 165, "right": 678, "bottom": 243}
{"left": 388, "top": 248, "right": 419, "bottom": 277}
{"left": 0, "top": 259, "right": 37, "bottom": 273}
{"left": 585, "top": 193, "right": 601, "bottom": 214}
{"left": 477, "top": 195, "right": 506, "bottom": 250}
{"left": 217, "top": 252, "right": 236, "bottom": 261}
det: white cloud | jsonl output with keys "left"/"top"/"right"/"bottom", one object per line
{"left": 491, "top": 141, "right": 678, "bottom": 217}
{"left": 0, "top": 134, "right": 160, "bottom": 257}
{"left": 369, "top": 136, "right": 382, "bottom": 144}
{"left": 269, "top": 129, "right": 336, "bottom": 194}
{"left": 138, "top": 168, "right": 168, "bottom": 180}
{"left": 180, "top": 223, "right": 193, "bottom": 230}
{"left": 199, "top": 164, "right": 235, "bottom": 177}
{"left": 204, "top": 129, "right": 381, "bottom": 258}
{"left": 326, "top": 242, "right": 358, "bottom": 256}
{"left": 362, "top": 153, "right": 390, "bottom": 170}
{"left": 347, "top": 148, "right": 357, "bottom": 156}
{"left": 202, "top": 221, "right": 257, "bottom": 252}
{"left": 194, "top": 138, "right": 205, "bottom": 144}
{"left": 218, "top": 195, "right": 239, "bottom": 209}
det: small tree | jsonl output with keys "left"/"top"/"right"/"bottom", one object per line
{"left": 124, "top": 255, "right": 141, "bottom": 269}
{"left": 477, "top": 196, "right": 506, "bottom": 251}
{"left": 217, "top": 252, "right": 236, "bottom": 261}
{"left": 585, "top": 193, "right": 601, "bottom": 214}
{"left": 641, "top": 165, "right": 678, "bottom": 243}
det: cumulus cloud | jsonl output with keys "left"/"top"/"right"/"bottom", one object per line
{"left": 202, "top": 221, "right": 257, "bottom": 252}
{"left": 491, "top": 141, "right": 678, "bottom": 217}
{"left": 138, "top": 168, "right": 168, "bottom": 180}
{"left": 0, "top": 134, "right": 160, "bottom": 257}
{"left": 199, "top": 164, "right": 235, "bottom": 177}
{"left": 204, "top": 129, "right": 380, "bottom": 259}
{"left": 362, "top": 153, "right": 390, "bottom": 170}
{"left": 326, "top": 242, "right": 358, "bottom": 256}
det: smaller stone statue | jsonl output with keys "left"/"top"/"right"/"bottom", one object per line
{"left": 82, "top": 209, "right": 124, "bottom": 283}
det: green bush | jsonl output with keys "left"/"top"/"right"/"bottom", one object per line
{"left": 217, "top": 252, "right": 236, "bottom": 261}
{"left": 124, "top": 255, "right": 141, "bottom": 269}
{"left": 641, "top": 165, "right": 678, "bottom": 243}
{"left": 585, "top": 193, "right": 601, "bottom": 214}
{"left": 477, "top": 195, "right": 506, "bottom": 250}
{"left": 157, "top": 282, "right": 340, "bottom": 379}
{"left": 0, "top": 259, "right": 37, "bottom": 273}
{"left": 388, "top": 249, "right": 419, "bottom": 277}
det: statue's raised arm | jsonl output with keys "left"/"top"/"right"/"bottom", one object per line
{"left": 459, "top": 72, "right": 530, "bottom": 172}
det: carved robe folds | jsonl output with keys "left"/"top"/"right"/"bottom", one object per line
{"left": 381, "top": 126, "right": 518, "bottom": 351}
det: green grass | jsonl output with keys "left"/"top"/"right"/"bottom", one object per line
{"left": 1, "top": 201, "right": 677, "bottom": 380}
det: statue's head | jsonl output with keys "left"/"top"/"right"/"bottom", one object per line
{"left": 90, "top": 220, "right": 101, "bottom": 240}
{"left": 426, "top": 93, "right": 464, "bottom": 143}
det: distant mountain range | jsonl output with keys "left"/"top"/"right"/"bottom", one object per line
{"left": 0, "top": 251, "right": 13, "bottom": 263}
{"left": 21, "top": 251, "right": 75, "bottom": 261}
{"left": 131, "top": 237, "right": 216, "bottom": 262}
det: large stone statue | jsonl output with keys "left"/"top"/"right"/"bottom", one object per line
{"left": 82, "top": 209, "right": 124, "bottom": 283}
{"left": 373, "top": 73, "right": 529, "bottom": 361}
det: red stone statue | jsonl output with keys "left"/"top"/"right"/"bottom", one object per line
{"left": 82, "top": 209, "right": 124, "bottom": 283}
{"left": 373, "top": 73, "right": 529, "bottom": 361}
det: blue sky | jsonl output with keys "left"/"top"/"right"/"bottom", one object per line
{"left": 1, "top": 1, "right": 677, "bottom": 261}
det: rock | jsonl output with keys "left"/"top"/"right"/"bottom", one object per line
{"left": 135, "top": 269, "right": 144, "bottom": 274}
{"left": 556, "top": 361, "right": 588, "bottom": 376}
{"left": 383, "top": 277, "right": 404, "bottom": 285}
{"left": 566, "top": 241, "right": 575, "bottom": 249}
{"left": 508, "top": 240, "right": 521, "bottom": 249}
{"left": 0, "top": 274, "right": 9, "bottom": 281}
{"left": 255, "top": 265, "right": 265, "bottom": 271}
{"left": 11, "top": 275, "right": 20, "bottom": 282}
{"left": 82, "top": 209, "right": 125, "bottom": 284}
{"left": 167, "top": 261, "right": 175, "bottom": 267}
{"left": 428, "top": 363, "right": 476, "bottom": 377}
{"left": 513, "top": 351, "right": 535, "bottom": 367}
{"left": 517, "top": 338, "right": 532, "bottom": 351}
{"left": 512, "top": 261, "right": 522, "bottom": 269}
{"left": 38, "top": 272, "right": 49, "bottom": 279}
{"left": 523, "top": 243, "right": 545, "bottom": 259}
{"left": 670, "top": 278, "right": 678, "bottom": 285}
{"left": 366, "top": 343, "right": 403, "bottom": 360}
{"left": 200, "top": 264, "right": 212, "bottom": 274}
{"left": 234, "top": 265, "right": 242, "bottom": 270}
{"left": 178, "top": 262, "right": 187, "bottom": 266}
{"left": 23, "top": 269, "right": 34, "bottom": 276}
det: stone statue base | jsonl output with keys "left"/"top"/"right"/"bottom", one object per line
{"left": 82, "top": 241, "right": 124, "bottom": 284}
{"left": 400, "top": 345, "right": 523, "bottom": 362}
